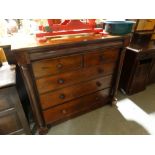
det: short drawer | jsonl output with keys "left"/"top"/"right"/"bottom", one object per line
{"left": 0, "top": 112, "right": 22, "bottom": 135}
{"left": 84, "top": 48, "right": 120, "bottom": 67}
{"left": 40, "top": 75, "right": 112, "bottom": 109}
{"left": 0, "top": 87, "right": 15, "bottom": 112}
{"left": 36, "top": 63, "right": 116, "bottom": 94}
{"left": 43, "top": 88, "right": 110, "bottom": 124}
{"left": 32, "top": 54, "right": 83, "bottom": 78}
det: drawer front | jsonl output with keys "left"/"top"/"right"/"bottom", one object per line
{"left": 40, "top": 75, "right": 112, "bottom": 109}
{"left": 36, "top": 63, "right": 116, "bottom": 94}
{"left": 0, "top": 112, "right": 22, "bottom": 135}
{"left": 84, "top": 48, "right": 120, "bottom": 67}
{"left": 43, "top": 88, "right": 110, "bottom": 124}
{"left": 32, "top": 54, "right": 83, "bottom": 78}
{"left": 0, "top": 87, "right": 15, "bottom": 112}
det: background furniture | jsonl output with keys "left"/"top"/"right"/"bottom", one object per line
{"left": 13, "top": 35, "right": 129, "bottom": 134}
{"left": 0, "top": 65, "right": 31, "bottom": 134}
{"left": 131, "top": 19, "right": 155, "bottom": 44}
{"left": 119, "top": 20, "right": 155, "bottom": 95}
{"left": 0, "top": 45, "right": 33, "bottom": 132}
{"left": 135, "top": 19, "right": 155, "bottom": 31}
{"left": 120, "top": 41, "right": 155, "bottom": 95}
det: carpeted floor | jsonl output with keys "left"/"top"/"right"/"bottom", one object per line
{"left": 47, "top": 84, "right": 155, "bottom": 135}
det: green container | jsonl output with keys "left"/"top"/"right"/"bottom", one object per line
{"left": 44, "top": 26, "right": 52, "bottom": 32}
{"left": 104, "top": 21, "right": 135, "bottom": 35}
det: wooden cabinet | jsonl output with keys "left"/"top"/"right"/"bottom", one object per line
{"left": 13, "top": 35, "right": 129, "bottom": 134}
{"left": 148, "top": 59, "right": 155, "bottom": 84}
{"left": 132, "top": 19, "right": 155, "bottom": 43}
{"left": 136, "top": 19, "right": 155, "bottom": 31}
{"left": 120, "top": 41, "right": 155, "bottom": 95}
{"left": 120, "top": 19, "right": 155, "bottom": 95}
{"left": 0, "top": 66, "right": 31, "bottom": 135}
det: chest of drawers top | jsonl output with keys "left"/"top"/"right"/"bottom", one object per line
{"left": 13, "top": 36, "right": 126, "bottom": 65}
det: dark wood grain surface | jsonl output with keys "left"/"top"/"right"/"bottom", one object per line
{"left": 84, "top": 48, "right": 119, "bottom": 67}
{"left": 32, "top": 54, "right": 83, "bottom": 78}
{"left": 36, "top": 63, "right": 116, "bottom": 94}
{"left": 43, "top": 89, "right": 110, "bottom": 125}
{"left": 40, "top": 75, "right": 112, "bottom": 110}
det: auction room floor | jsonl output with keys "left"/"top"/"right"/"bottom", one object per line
{"left": 47, "top": 84, "right": 155, "bottom": 135}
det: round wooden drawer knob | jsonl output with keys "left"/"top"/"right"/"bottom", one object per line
{"left": 96, "top": 81, "right": 102, "bottom": 87}
{"left": 57, "top": 63, "right": 63, "bottom": 69}
{"left": 62, "top": 109, "right": 67, "bottom": 114}
{"left": 59, "top": 94, "right": 65, "bottom": 99}
{"left": 58, "top": 79, "right": 65, "bottom": 84}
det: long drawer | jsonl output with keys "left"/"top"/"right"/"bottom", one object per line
{"left": 40, "top": 75, "right": 112, "bottom": 110}
{"left": 43, "top": 88, "right": 110, "bottom": 124}
{"left": 84, "top": 48, "right": 120, "bottom": 67}
{"left": 32, "top": 54, "right": 83, "bottom": 78}
{"left": 36, "top": 63, "right": 116, "bottom": 94}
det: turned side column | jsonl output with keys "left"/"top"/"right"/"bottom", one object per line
{"left": 112, "top": 48, "right": 126, "bottom": 105}
{"left": 111, "top": 36, "right": 131, "bottom": 105}
{"left": 20, "top": 64, "right": 48, "bottom": 134}
{"left": 14, "top": 51, "right": 48, "bottom": 134}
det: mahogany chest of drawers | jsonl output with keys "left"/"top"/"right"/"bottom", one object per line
{"left": 0, "top": 66, "right": 31, "bottom": 135}
{"left": 13, "top": 36, "right": 129, "bottom": 134}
